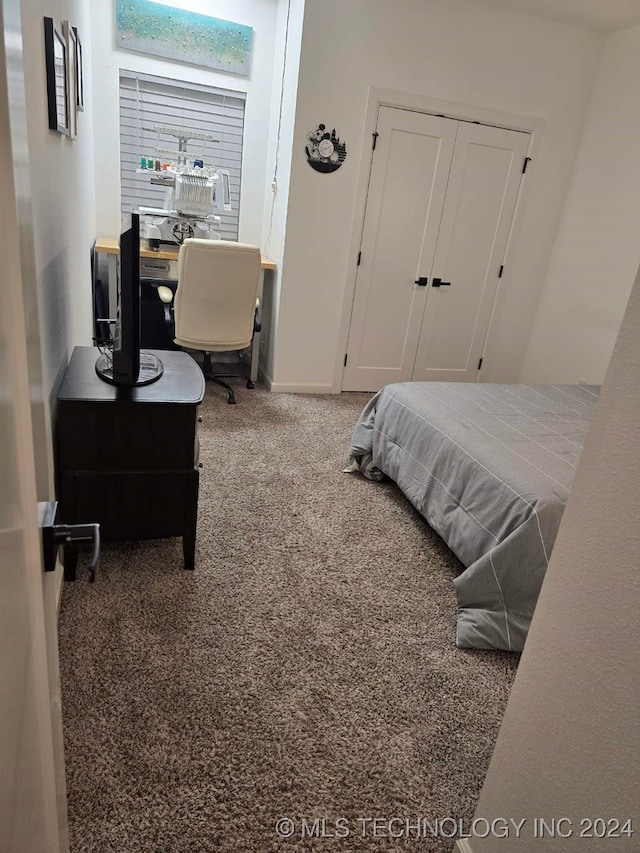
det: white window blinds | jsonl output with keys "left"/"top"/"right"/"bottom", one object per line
{"left": 119, "top": 71, "right": 246, "bottom": 241}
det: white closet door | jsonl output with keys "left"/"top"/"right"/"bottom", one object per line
{"left": 411, "top": 122, "right": 530, "bottom": 382}
{"left": 342, "top": 107, "right": 457, "bottom": 391}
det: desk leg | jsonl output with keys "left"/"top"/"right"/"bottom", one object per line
{"left": 107, "top": 253, "right": 118, "bottom": 318}
{"left": 183, "top": 468, "right": 199, "bottom": 569}
{"left": 250, "top": 315, "right": 260, "bottom": 386}
{"left": 250, "top": 269, "right": 264, "bottom": 385}
{"left": 92, "top": 245, "right": 99, "bottom": 340}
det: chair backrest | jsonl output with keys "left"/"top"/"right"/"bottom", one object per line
{"left": 173, "top": 239, "right": 262, "bottom": 352}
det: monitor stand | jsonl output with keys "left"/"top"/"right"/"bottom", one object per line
{"left": 95, "top": 350, "right": 164, "bottom": 386}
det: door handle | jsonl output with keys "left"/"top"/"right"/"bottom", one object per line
{"left": 39, "top": 501, "right": 101, "bottom": 582}
{"left": 432, "top": 278, "right": 451, "bottom": 288}
{"left": 54, "top": 523, "right": 101, "bottom": 583}
{"left": 414, "top": 277, "right": 428, "bottom": 287}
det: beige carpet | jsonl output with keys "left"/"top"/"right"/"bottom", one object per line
{"left": 58, "top": 383, "right": 519, "bottom": 853}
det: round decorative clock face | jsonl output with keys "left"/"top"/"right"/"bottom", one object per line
{"left": 305, "top": 124, "right": 347, "bottom": 173}
{"left": 318, "top": 138, "right": 334, "bottom": 159}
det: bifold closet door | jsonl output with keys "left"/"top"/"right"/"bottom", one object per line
{"left": 342, "top": 107, "right": 457, "bottom": 391}
{"left": 411, "top": 121, "right": 530, "bottom": 382}
{"left": 343, "top": 107, "right": 530, "bottom": 392}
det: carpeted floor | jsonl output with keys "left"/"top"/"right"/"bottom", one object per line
{"left": 58, "top": 383, "right": 519, "bottom": 853}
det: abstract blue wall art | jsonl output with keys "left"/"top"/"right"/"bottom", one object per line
{"left": 116, "top": 0, "right": 253, "bottom": 76}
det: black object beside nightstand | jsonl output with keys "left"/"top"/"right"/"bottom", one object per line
{"left": 56, "top": 346, "right": 205, "bottom": 579}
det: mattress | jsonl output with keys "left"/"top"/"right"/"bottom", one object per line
{"left": 347, "top": 382, "right": 599, "bottom": 651}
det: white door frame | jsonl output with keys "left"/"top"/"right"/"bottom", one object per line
{"left": 334, "top": 87, "right": 545, "bottom": 392}
{"left": 0, "top": 0, "right": 68, "bottom": 849}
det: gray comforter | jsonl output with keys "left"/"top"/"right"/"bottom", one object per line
{"left": 347, "top": 382, "right": 599, "bottom": 651}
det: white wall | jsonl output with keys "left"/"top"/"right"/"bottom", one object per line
{"left": 90, "top": 0, "right": 278, "bottom": 245}
{"left": 269, "top": 0, "right": 604, "bottom": 391}
{"left": 520, "top": 24, "right": 640, "bottom": 385}
{"left": 22, "top": 0, "right": 96, "bottom": 401}
{"left": 463, "top": 263, "right": 640, "bottom": 853}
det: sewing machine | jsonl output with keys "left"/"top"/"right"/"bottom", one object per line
{"left": 136, "top": 126, "right": 232, "bottom": 246}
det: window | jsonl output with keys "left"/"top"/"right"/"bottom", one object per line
{"left": 119, "top": 71, "right": 246, "bottom": 241}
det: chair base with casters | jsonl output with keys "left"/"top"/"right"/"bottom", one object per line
{"left": 151, "top": 288, "right": 261, "bottom": 403}
{"left": 201, "top": 303, "right": 260, "bottom": 403}
{"left": 201, "top": 352, "right": 253, "bottom": 405}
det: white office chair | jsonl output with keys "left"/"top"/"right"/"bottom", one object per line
{"left": 172, "top": 239, "right": 262, "bottom": 404}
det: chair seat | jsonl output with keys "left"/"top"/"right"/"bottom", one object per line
{"left": 174, "top": 336, "right": 253, "bottom": 351}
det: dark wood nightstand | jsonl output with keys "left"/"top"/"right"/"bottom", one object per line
{"left": 56, "top": 346, "right": 205, "bottom": 579}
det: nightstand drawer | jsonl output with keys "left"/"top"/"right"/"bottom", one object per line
{"left": 57, "top": 401, "right": 198, "bottom": 470}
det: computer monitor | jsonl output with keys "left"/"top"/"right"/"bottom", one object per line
{"left": 95, "top": 212, "right": 164, "bottom": 386}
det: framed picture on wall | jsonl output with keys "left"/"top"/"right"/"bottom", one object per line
{"left": 115, "top": 0, "right": 253, "bottom": 76}
{"left": 62, "top": 21, "right": 77, "bottom": 138}
{"left": 73, "top": 26, "right": 84, "bottom": 111}
{"left": 44, "top": 17, "right": 70, "bottom": 135}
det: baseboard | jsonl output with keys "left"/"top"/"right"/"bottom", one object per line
{"left": 455, "top": 840, "right": 475, "bottom": 853}
{"left": 267, "top": 381, "right": 336, "bottom": 394}
{"left": 258, "top": 366, "right": 273, "bottom": 390}
{"left": 257, "top": 364, "right": 339, "bottom": 395}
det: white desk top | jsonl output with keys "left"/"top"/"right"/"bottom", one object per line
{"left": 95, "top": 237, "right": 276, "bottom": 270}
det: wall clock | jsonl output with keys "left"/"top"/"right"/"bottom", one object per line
{"left": 305, "top": 124, "right": 347, "bottom": 173}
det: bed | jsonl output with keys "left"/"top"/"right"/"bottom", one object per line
{"left": 346, "top": 382, "right": 599, "bottom": 652}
